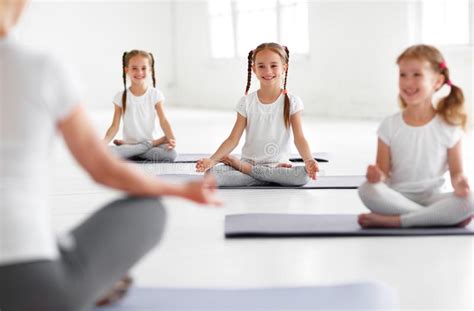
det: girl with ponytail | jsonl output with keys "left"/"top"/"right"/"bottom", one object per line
{"left": 196, "top": 43, "right": 318, "bottom": 187}
{"left": 358, "top": 44, "right": 473, "bottom": 228}
{"left": 103, "top": 50, "right": 177, "bottom": 162}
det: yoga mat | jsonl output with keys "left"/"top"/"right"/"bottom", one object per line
{"left": 132, "top": 152, "right": 331, "bottom": 163}
{"left": 225, "top": 214, "right": 474, "bottom": 238}
{"left": 95, "top": 283, "right": 397, "bottom": 310}
{"left": 158, "top": 174, "right": 365, "bottom": 189}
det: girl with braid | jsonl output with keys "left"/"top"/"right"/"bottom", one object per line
{"left": 196, "top": 42, "right": 318, "bottom": 187}
{"left": 358, "top": 44, "right": 473, "bottom": 228}
{"left": 103, "top": 50, "right": 178, "bottom": 162}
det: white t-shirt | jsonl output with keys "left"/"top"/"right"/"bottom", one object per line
{"left": 235, "top": 91, "right": 304, "bottom": 164}
{"left": 378, "top": 112, "right": 463, "bottom": 193}
{"left": 113, "top": 87, "right": 164, "bottom": 143}
{"left": 0, "top": 36, "right": 82, "bottom": 265}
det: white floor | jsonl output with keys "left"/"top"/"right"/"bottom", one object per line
{"left": 48, "top": 107, "right": 474, "bottom": 310}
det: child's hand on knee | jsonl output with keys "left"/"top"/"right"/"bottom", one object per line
{"left": 366, "top": 165, "right": 384, "bottom": 183}
{"left": 166, "top": 138, "right": 176, "bottom": 150}
{"left": 304, "top": 159, "right": 319, "bottom": 180}
{"left": 453, "top": 175, "right": 470, "bottom": 197}
{"left": 196, "top": 158, "right": 215, "bottom": 172}
{"left": 152, "top": 136, "right": 167, "bottom": 147}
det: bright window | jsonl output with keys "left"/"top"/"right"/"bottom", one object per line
{"left": 208, "top": 0, "right": 309, "bottom": 58}
{"left": 421, "top": 0, "right": 471, "bottom": 45}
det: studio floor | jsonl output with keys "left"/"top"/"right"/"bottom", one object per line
{"left": 48, "top": 107, "right": 474, "bottom": 310}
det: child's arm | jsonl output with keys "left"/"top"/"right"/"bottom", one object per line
{"left": 59, "top": 104, "right": 221, "bottom": 205}
{"left": 196, "top": 113, "right": 246, "bottom": 172}
{"left": 291, "top": 111, "right": 318, "bottom": 179}
{"left": 448, "top": 140, "right": 470, "bottom": 197}
{"left": 366, "top": 138, "right": 391, "bottom": 183}
{"left": 155, "top": 101, "right": 176, "bottom": 149}
{"left": 103, "top": 105, "right": 122, "bottom": 144}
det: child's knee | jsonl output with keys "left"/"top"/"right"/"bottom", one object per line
{"left": 459, "top": 193, "right": 474, "bottom": 214}
{"left": 280, "top": 166, "right": 309, "bottom": 186}
{"left": 358, "top": 181, "right": 382, "bottom": 207}
{"left": 162, "top": 148, "right": 178, "bottom": 162}
{"left": 293, "top": 166, "right": 310, "bottom": 186}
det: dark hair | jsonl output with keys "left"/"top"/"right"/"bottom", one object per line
{"left": 397, "top": 44, "right": 466, "bottom": 129}
{"left": 121, "top": 50, "right": 156, "bottom": 114}
{"left": 245, "top": 43, "right": 291, "bottom": 128}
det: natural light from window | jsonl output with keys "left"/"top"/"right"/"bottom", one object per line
{"left": 208, "top": 0, "right": 309, "bottom": 58}
{"left": 421, "top": 0, "right": 470, "bottom": 45}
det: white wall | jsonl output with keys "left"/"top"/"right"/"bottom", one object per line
{"left": 15, "top": 0, "right": 473, "bottom": 122}
{"left": 16, "top": 0, "right": 175, "bottom": 109}
{"left": 173, "top": 0, "right": 473, "bottom": 121}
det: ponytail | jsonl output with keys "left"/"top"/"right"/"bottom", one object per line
{"left": 437, "top": 83, "right": 466, "bottom": 129}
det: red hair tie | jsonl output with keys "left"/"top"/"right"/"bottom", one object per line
{"left": 446, "top": 80, "right": 453, "bottom": 87}
{"left": 283, "top": 89, "right": 288, "bottom": 95}
{"left": 439, "top": 62, "right": 447, "bottom": 70}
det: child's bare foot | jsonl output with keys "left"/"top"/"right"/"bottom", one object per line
{"left": 456, "top": 216, "right": 472, "bottom": 228}
{"left": 358, "top": 213, "right": 401, "bottom": 228}
{"left": 221, "top": 155, "right": 239, "bottom": 168}
{"left": 221, "top": 155, "right": 253, "bottom": 174}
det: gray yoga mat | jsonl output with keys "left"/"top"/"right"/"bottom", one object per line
{"left": 225, "top": 214, "right": 474, "bottom": 238}
{"left": 95, "top": 283, "right": 397, "bottom": 310}
{"left": 133, "top": 152, "right": 331, "bottom": 163}
{"left": 158, "top": 174, "right": 365, "bottom": 189}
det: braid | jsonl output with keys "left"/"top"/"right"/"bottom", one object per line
{"left": 283, "top": 46, "right": 290, "bottom": 128}
{"left": 437, "top": 64, "right": 466, "bottom": 128}
{"left": 149, "top": 52, "right": 156, "bottom": 87}
{"left": 121, "top": 52, "right": 128, "bottom": 114}
{"left": 283, "top": 46, "right": 289, "bottom": 92}
{"left": 245, "top": 50, "right": 253, "bottom": 95}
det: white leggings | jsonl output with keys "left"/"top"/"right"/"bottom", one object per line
{"left": 209, "top": 164, "right": 310, "bottom": 187}
{"left": 358, "top": 182, "right": 473, "bottom": 227}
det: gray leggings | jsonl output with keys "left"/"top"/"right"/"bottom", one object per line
{"left": 209, "top": 164, "right": 310, "bottom": 187}
{"left": 358, "top": 182, "right": 473, "bottom": 227}
{"left": 110, "top": 141, "right": 177, "bottom": 162}
{"left": 0, "top": 197, "right": 166, "bottom": 311}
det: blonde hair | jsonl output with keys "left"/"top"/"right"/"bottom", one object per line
{"left": 397, "top": 44, "right": 466, "bottom": 129}
{"left": 245, "top": 43, "right": 291, "bottom": 128}
{"left": 121, "top": 50, "right": 156, "bottom": 114}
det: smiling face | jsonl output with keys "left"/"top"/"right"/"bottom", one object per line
{"left": 124, "top": 55, "right": 151, "bottom": 85}
{"left": 252, "top": 48, "right": 287, "bottom": 89}
{"left": 398, "top": 58, "right": 444, "bottom": 108}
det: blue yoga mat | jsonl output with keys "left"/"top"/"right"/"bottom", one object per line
{"left": 132, "top": 152, "right": 331, "bottom": 163}
{"left": 225, "top": 214, "right": 474, "bottom": 237}
{"left": 95, "top": 283, "right": 397, "bottom": 310}
{"left": 158, "top": 174, "right": 365, "bottom": 189}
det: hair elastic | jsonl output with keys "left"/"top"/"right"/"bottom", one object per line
{"left": 439, "top": 62, "right": 447, "bottom": 70}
